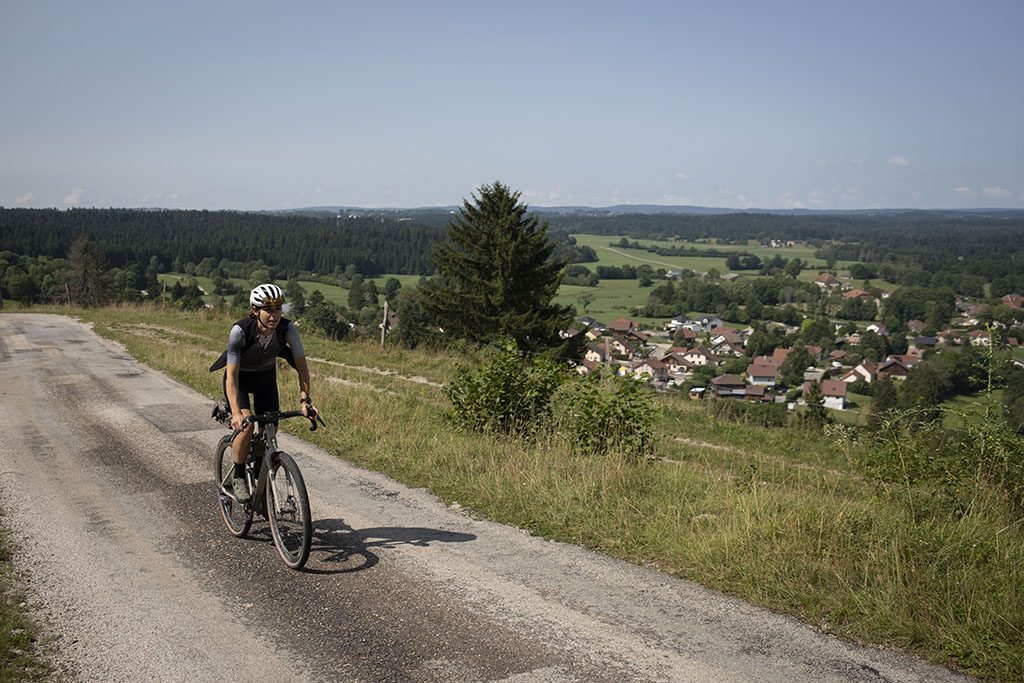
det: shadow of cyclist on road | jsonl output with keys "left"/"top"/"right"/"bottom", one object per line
{"left": 303, "top": 518, "right": 476, "bottom": 575}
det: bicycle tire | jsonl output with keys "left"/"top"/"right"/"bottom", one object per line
{"left": 214, "top": 435, "right": 252, "bottom": 537}
{"left": 266, "top": 451, "right": 312, "bottom": 569}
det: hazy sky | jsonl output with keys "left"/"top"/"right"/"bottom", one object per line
{"left": 2, "top": 1, "right": 1022, "bottom": 211}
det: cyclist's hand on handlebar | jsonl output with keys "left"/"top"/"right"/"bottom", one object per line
{"left": 230, "top": 412, "right": 246, "bottom": 431}
{"left": 300, "top": 402, "right": 326, "bottom": 431}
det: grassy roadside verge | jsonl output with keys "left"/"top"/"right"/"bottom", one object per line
{"left": 12, "top": 304, "right": 1022, "bottom": 681}
{"left": 0, "top": 510, "right": 52, "bottom": 682}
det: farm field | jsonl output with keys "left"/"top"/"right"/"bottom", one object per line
{"left": 158, "top": 273, "right": 422, "bottom": 308}
{"left": 570, "top": 234, "right": 898, "bottom": 291}
{"left": 153, "top": 232, "right": 901, "bottom": 329}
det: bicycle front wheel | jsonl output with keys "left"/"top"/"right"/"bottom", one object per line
{"left": 215, "top": 435, "right": 252, "bottom": 537}
{"left": 266, "top": 451, "right": 312, "bottom": 569}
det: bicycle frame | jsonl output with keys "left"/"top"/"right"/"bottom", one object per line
{"left": 216, "top": 407, "right": 323, "bottom": 569}
{"left": 242, "top": 422, "right": 278, "bottom": 513}
{"left": 224, "top": 409, "right": 323, "bottom": 511}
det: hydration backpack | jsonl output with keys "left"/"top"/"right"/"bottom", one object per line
{"left": 209, "top": 316, "right": 297, "bottom": 372}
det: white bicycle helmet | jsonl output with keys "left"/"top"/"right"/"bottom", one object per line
{"left": 250, "top": 283, "right": 285, "bottom": 308}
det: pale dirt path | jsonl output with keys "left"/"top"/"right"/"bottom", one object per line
{"left": 0, "top": 313, "right": 976, "bottom": 682}
{"left": 603, "top": 247, "right": 701, "bottom": 272}
{"left": 309, "top": 357, "right": 443, "bottom": 388}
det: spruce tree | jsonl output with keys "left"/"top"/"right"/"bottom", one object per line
{"left": 421, "top": 182, "right": 573, "bottom": 352}
{"left": 867, "top": 377, "right": 898, "bottom": 431}
{"left": 66, "top": 234, "right": 113, "bottom": 307}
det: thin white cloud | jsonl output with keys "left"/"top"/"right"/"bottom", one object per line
{"left": 815, "top": 160, "right": 829, "bottom": 167}
{"left": 779, "top": 192, "right": 805, "bottom": 209}
{"left": 982, "top": 186, "right": 1012, "bottom": 199}
{"left": 674, "top": 173, "right": 691, "bottom": 182}
{"left": 656, "top": 193, "right": 696, "bottom": 206}
{"left": 522, "top": 188, "right": 564, "bottom": 204}
{"left": 795, "top": 187, "right": 863, "bottom": 208}
{"left": 954, "top": 186, "right": 973, "bottom": 195}
{"left": 849, "top": 157, "right": 866, "bottom": 166}
{"left": 63, "top": 187, "right": 85, "bottom": 205}
{"left": 14, "top": 193, "right": 36, "bottom": 205}
{"left": 710, "top": 188, "right": 756, "bottom": 209}
{"left": 886, "top": 155, "right": 910, "bottom": 167}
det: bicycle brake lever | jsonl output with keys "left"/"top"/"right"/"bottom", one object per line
{"left": 308, "top": 414, "right": 326, "bottom": 431}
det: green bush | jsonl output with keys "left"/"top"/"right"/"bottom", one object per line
{"left": 445, "top": 342, "right": 659, "bottom": 458}
{"left": 555, "top": 372, "right": 660, "bottom": 460}
{"left": 708, "top": 399, "right": 788, "bottom": 428}
{"left": 444, "top": 339, "right": 569, "bottom": 435}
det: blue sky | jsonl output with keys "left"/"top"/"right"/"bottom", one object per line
{"left": 2, "top": 1, "right": 1022, "bottom": 211}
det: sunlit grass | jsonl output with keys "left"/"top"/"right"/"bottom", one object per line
{"left": 0, "top": 509, "right": 53, "bottom": 681}
{"left": 13, "top": 303, "right": 1023, "bottom": 681}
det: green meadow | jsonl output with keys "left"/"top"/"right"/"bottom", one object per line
{"left": 10, "top": 302, "right": 1016, "bottom": 682}
{"left": 154, "top": 232, "right": 897, "bottom": 327}
{"left": 158, "top": 273, "right": 423, "bottom": 309}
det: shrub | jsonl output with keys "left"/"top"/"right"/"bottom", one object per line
{"left": 444, "top": 339, "right": 569, "bottom": 435}
{"left": 444, "top": 342, "right": 659, "bottom": 458}
{"left": 555, "top": 373, "right": 660, "bottom": 460}
{"left": 708, "top": 399, "right": 788, "bottom": 428}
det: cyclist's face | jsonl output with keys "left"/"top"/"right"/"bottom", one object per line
{"left": 257, "top": 306, "right": 282, "bottom": 328}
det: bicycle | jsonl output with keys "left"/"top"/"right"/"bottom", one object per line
{"left": 212, "top": 402, "right": 325, "bottom": 569}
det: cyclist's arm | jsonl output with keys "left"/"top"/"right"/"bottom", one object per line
{"left": 224, "top": 324, "right": 247, "bottom": 429}
{"left": 294, "top": 355, "right": 316, "bottom": 417}
{"left": 287, "top": 323, "right": 317, "bottom": 418}
{"left": 225, "top": 362, "right": 246, "bottom": 429}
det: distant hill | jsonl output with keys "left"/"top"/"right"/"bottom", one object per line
{"left": 283, "top": 204, "right": 1024, "bottom": 219}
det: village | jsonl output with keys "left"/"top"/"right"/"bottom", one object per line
{"left": 567, "top": 277, "right": 1024, "bottom": 412}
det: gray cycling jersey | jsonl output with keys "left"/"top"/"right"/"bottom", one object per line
{"left": 226, "top": 320, "right": 305, "bottom": 372}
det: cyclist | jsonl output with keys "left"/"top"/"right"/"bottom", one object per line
{"left": 213, "top": 283, "right": 318, "bottom": 502}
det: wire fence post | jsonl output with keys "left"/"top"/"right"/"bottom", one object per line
{"left": 379, "top": 300, "right": 389, "bottom": 349}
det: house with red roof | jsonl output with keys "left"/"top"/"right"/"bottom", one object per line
{"left": 748, "top": 359, "right": 779, "bottom": 387}
{"left": 841, "top": 358, "right": 877, "bottom": 383}
{"left": 842, "top": 289, "right": 877, "bottom": 301}
{"left": 877, "top": 358, "right": 910, "bottom": 379}
{"left": 1002, "top": 294, "right": 1024, "bottom": 310}
{"left": 608, "top": 317, "right": 635, "bottom": 334}
{"left": 803, "top": 379, "right": 848, "bottom": 410}
{"left": 813, "top": 273, "right": 842, "bottom": 288}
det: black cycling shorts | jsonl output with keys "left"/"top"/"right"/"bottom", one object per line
{"left": 223, "top": 369, "right": 279, "bottom": 415}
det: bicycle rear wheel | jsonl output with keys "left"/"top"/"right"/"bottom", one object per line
{"left": 266, "top": 451, "right": 311, "bottom": 569}
{"left": 215, "top": 435, "right": 252, "bottom": 537}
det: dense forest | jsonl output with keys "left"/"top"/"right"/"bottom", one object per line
{"left": 0, "top": 208, "right": 599, "bottom": 278}
{"left": 4, "top": 207, "right": 1024, "bottom": 297}
{"left": 542, "top": 209, "right": 1024, "bottom": 257}
{"left": 0, "top": 208, "right": 443, "bottom": 276}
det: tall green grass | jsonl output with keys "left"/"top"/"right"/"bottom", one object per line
{"left": 0, "top": 510, "right": 52, "bottom": 681}
{"left": 16, "top": 303, "right": 1023, "bottom": 681}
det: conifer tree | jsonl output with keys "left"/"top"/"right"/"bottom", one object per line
{"left": 867, "top": 377, "right": 898, "bottom": 431}
{"left": 421, "top": 182, "right": 573, "bottom": 352}
{"left": 347, "top": 274, "right": 365, "bottom": 312}
{"left": 66, "top": 234, "right": 113, "bottom": 307}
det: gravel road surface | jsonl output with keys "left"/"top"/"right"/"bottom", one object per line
{"left": 0, "top": 314, "right": 976, "bottom": 682}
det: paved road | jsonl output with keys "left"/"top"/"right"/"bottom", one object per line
{"left": 0, "top": 314, "right": 976, "bottom": 682}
